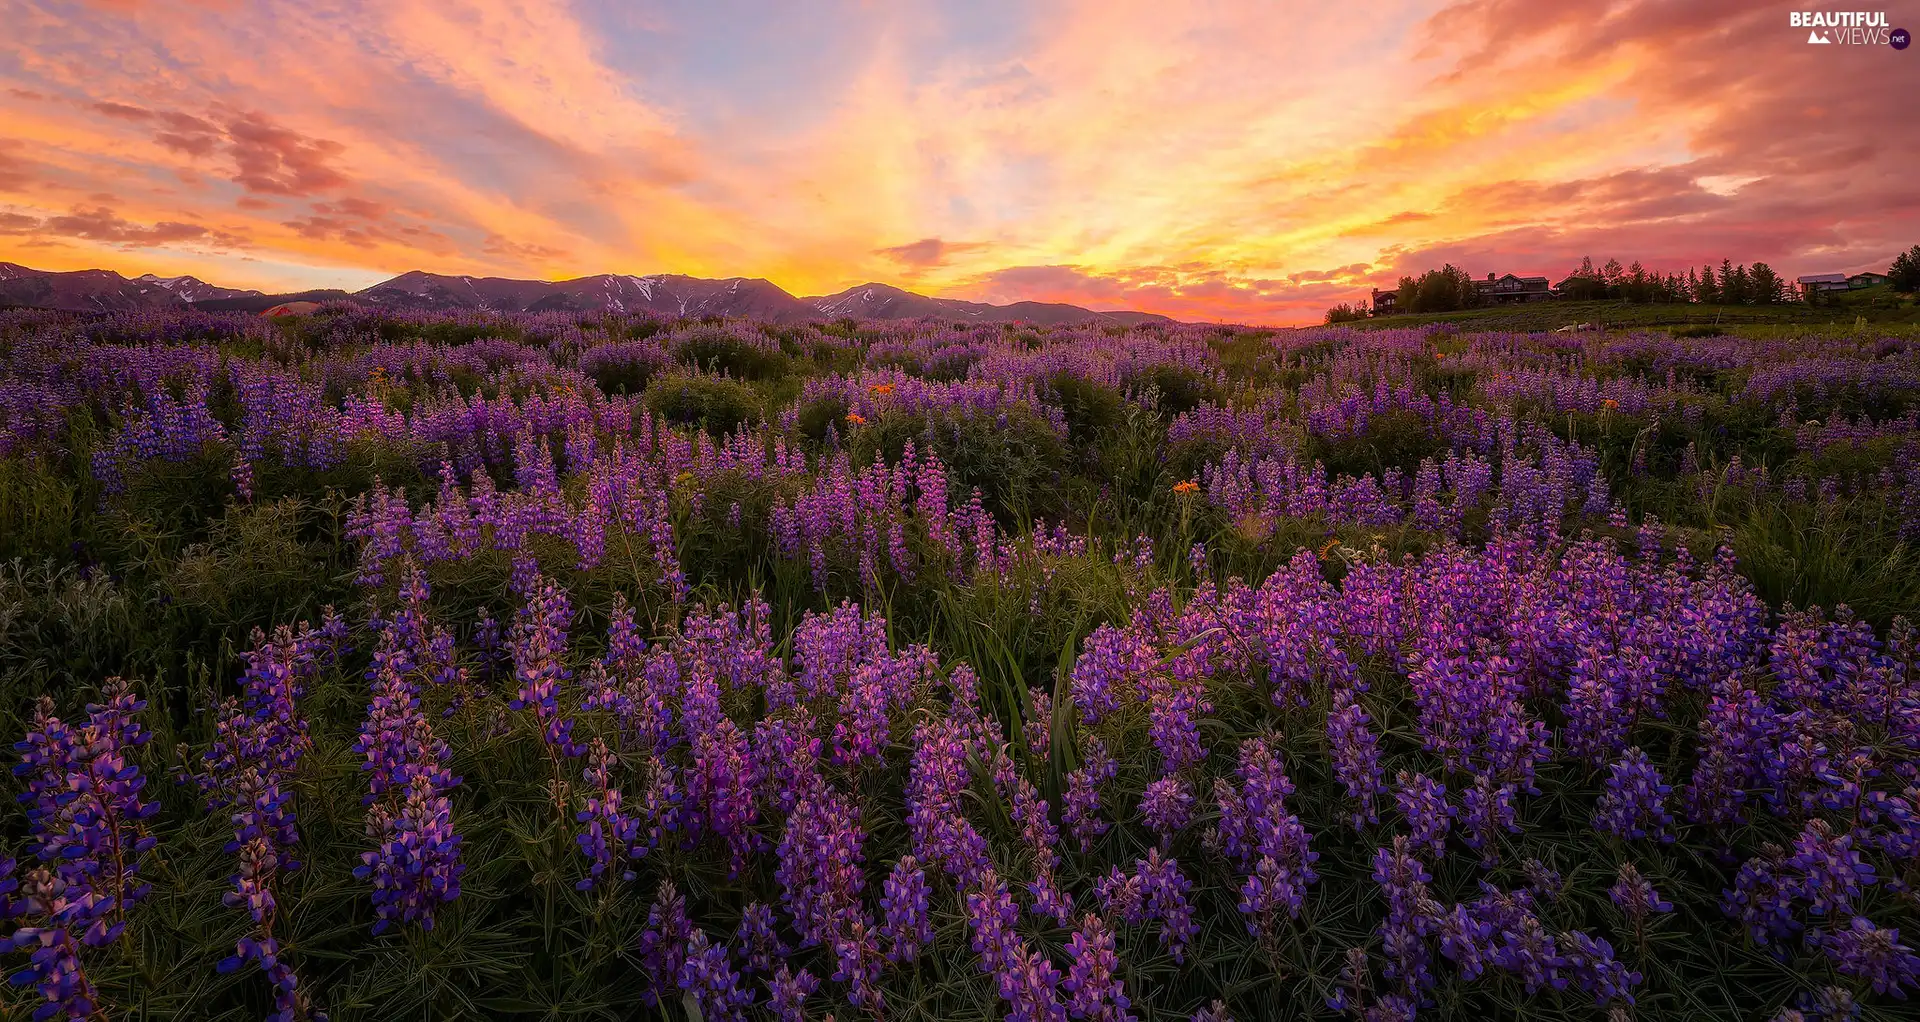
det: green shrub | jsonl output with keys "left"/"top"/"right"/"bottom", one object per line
{"left": 794, "top": 394, "right": 851, "bottom": 444}
{"left": 672, "top": 327, "right": 789, "bottom": 380}
{"left": 1122, "top": 364, "right": 1216, "bottom": 414}
{"left": 1307, "top": 408, "right": 1446, "bottom": 477}
{"left": 1047, "top": 372, "right": 1127, "bottom": 444}
{"left": 644, "top": 373, "right": 762, "bottom": 437}
{"left": 850, "top": 406, "right": 1070, "bottom": 520}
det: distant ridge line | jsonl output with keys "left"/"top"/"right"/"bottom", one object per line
{"left": 0, "top": 261, "right": 1177, "bottom": 325}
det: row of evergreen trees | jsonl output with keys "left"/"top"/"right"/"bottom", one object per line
{"left": 1556, "top": 256, "right": 1792, "bottom": 305}
{"left": 1336, "top": 245, "right": 1920, "bottom": 322}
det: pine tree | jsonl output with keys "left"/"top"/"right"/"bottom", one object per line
{"left": 1625, "top": 261, "right": 1648, "bottom": 302}
{"left": 1394, "top": 275, "right": 1419, "bottom": 313}
{"left": 1696, "top": 264, "right": 1719, "bottom": 304}
{"left": 1686, "top": 266, "right": 1701, "bottom": 303}
{"left": 1748, "top": 263, "right": 1782, "bottom": 305}
{"left": 1726, "top": 263, "right": 1751, "bottom": 305}
{"left": 1890, "top": 244, "right": 1920, "bottom": 292}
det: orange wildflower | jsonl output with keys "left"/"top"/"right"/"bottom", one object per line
{"left": 1319, "top": 538, "right": 1342, "bottom": 559}
{"left": 869, "top": 383, "right": 894, "bottom": 396}
{"left": 846, "top": 412, "right": 867, "bottom": 426}
{"left": 1173, "top": 480, "right": 1199, "bottom": 495}
{"left": 1603, "top": 398, "right": 1620, "bottom": 410}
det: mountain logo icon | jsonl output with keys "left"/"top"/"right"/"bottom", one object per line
{"left": 1808, "top": 29, "right": 1832, "bottom": 43}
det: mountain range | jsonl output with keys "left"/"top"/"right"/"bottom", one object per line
{"left": 0, "top": 262, "right": 1174, "bottom": 326}
{"left": 0, "top": 262, "right": 262, "bottom": 312}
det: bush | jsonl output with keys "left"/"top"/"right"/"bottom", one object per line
{"left": 849, "top": 406, "right": 1070, "bottom": 520}
{"left": 1122, "top": 364, "right": 1216, "bottom": 415}
{"left": 671, "top": 326, "right": 790, "bottom": 380}
{"left": 643, "top": 373, "right": 762, "bottom": 437}
{"left": 1047, "top": 372, "right": 1127, "bottom": 444}
{"left": 579, "top": 340, "right": 666, "bottom": 395}
{"left": 794, "top": 393, "right": 850, "bottom": 443}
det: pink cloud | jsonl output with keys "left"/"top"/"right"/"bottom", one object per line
{"left": 0, "top": 204, "right": 247, "bottom": 248}
{"left": 874, "top": 237, "right": 989, "bottom": 268}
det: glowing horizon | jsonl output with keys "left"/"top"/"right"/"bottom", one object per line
{"left": 2, "top": 1, "right": 1915, "bottom": 325}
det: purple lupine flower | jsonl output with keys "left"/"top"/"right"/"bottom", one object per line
{"left": 1147, "top": 686, "right": 1210, "bottom": 774}
{"left": 1214, "top": 738, "right": 1317, "bottom": 938}
{"left": 1117, "top": 850, "right": 1197, "bottom": 963}
{"left": 1437, "top": 902, "right": 1495, "bottom": 980}
{"left": 1139, "top": 776, "right": 1193, "bottom": 846}
{"left": 1787, "top": 819, "right": 1876, "bottom": 918}
{"left": 1370, "top": 839, "right": 1441, "bottom": 992}
{"left": 1064, "top": 738, "right": 1117, "bottom": 853}
{"left": 1188, "top": 1001, "right": 1234, "bottom": 1022}
{"left": 1593, "top": 748, "right": 1676, "bottom": 843}
{"left": 635, "top": 754, "right": 684, "bottom": 854}
{"left": 906, "top": 718, "right": 990, "bottom": 883}
{"left": 964, "top": 868, "right": 1067, "bottom": 1020}
{"left": 1608, "top": 863, "right": 1672, "bottom": 925}
{"left": 1478, "top": 890, "right": 1567, "bottom": 995}
{"left": 964, "top": 869, "right": 1025, "bottom": 975}
{"left": 1237, "top": 854, "right": 1310, "bottom": 939}
{"left": 829, "top": 918, "right": 887, "bottom": 1012}
{"left": 1010, "top": 771, "right": 1074, "bottom": 926}
{"left": 678, "top": 929, "right": 752, "bottom": 1022}
{"left": 1769, "top": 985, "right": 1857, "bottom": 1022}
{"left": 215, "top": 837, "right": 328, "bottom": 1022}
{"left": 880, "top": 856, "right": 933, "bottom": 963}
{"left": 735, "top": 901, "right": 788, "bottom": 976}
{"left": 767, "top": 964, "right": 820, "bottom": 1022}
{"left": 1393, "top": 772, "right": 1453, "bottom": 861}
{"left": 508, "top": 574, "right": 583, "bottom": 758}
{"left": 1723, "top": 849, "right": 1804, "bottom": 948}
{"left": 1068, "top": 624, "right": 1148, "bottom": 725}
{"left": 1327, "top": 689, "right": 1385, "bottom": 828}
{"left": 1024, "top": 691, "right": 1055, "bottom": 759}
{"left": 1459, "top": 775, "right": 1519, "bottom": 867}
{"left": 1522, "top": 858, "right": 1564, "bottom": 903}
{"left": 354, "top": 781, "right": 464, "bottom": 935}
{"left": 574, "top": 738, "right": 642, "bottom": 890}
{"left": 1560, "top": 929, "right": 1641, "bottom": 1006}
{"left": 1062, "top": 914, "right": 1135, "bottom": 1022}
{"left": 638, "top": 882, "right": 693, "bottom": 1007}
{"left": 5, "top": 866, "right": 105, "bottom": 1022}
{"left": 353, "top": 602, "right": 462, "bottom": 935}
{"left": 774, "top": 785, "right": 867, "bottom": 949}
{"left": 753, "top": 712, "right": 824, "bottom": 815}
{"left": 13, "top": 679, "right": 160, "bottom": 950}
{"left": 689, "top": 719, "right": 760, "bottom": 876}
{"left": 1813, "top": 916, "right": 1920, "bottom": 998}
{"left": 998, "top": 943, "right": 1067, "bottom": 1022}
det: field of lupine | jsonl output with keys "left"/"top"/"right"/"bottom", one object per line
{"left": 0, "top": 305, "right": 1918, "bottom": 1022}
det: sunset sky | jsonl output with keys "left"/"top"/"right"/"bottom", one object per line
{"left": 1, "top": 1, "right": 1915, "bottom": 324}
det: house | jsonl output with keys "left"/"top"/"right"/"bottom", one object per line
{"left": 1797, "top": 273, "right": 1850, "bottom": 293}
{"left": 1848, "top": 271, "right": 1889, "bottom": 289}
{"left": 1474, "top": 272, "right": 1554, "bottom": 304}
{"left": 1370, "top": 288, "right": 1397, "bottom": 314}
